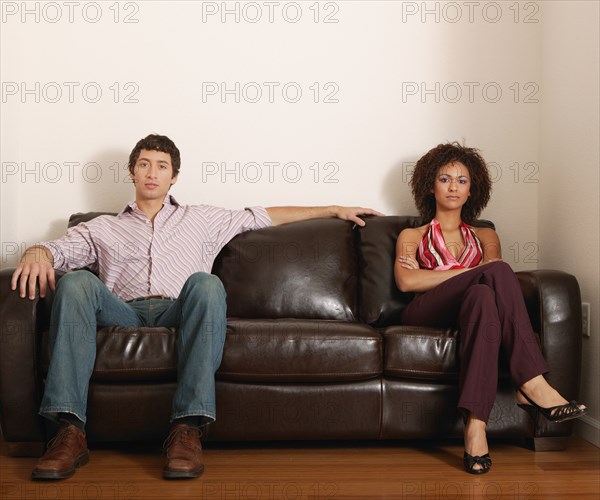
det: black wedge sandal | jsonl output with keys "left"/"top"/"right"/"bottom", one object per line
{"left": 463, "top": 452, "right": 492, "bottom": 475}
{"left": 517, "top": 389, "right": 587, "bottom": 423}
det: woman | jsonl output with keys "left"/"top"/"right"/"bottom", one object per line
{"left": 394, "top": 142, "right": 586, "bottom": 474}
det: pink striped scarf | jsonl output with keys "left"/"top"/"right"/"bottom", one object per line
{"left": 417, "top": 219, "right": 482, "bottom": 271}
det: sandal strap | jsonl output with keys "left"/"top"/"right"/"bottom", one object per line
{"left": 548, "top": 401, "right": 583, "bottom": 419}
{"left": 518, "top": 389, "right": 586, "bottom": 422}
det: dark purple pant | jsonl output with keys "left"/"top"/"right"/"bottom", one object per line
{"left": 402, "top": 261, "right": 549, "bottom": 423}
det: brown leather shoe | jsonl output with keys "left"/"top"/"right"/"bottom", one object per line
{"left": 163, "top": 423, "right": 204, "bottom": 479}
{"left": 31, "top": 421, "right": 89, "bottom": 480}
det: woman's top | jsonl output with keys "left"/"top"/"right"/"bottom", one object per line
{"left": 417, "top": 219, "right": 482, "bottom": 271}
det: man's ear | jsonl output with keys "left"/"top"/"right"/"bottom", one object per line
{"left": 171, "top": 174, "right": 178, "bottom": 186}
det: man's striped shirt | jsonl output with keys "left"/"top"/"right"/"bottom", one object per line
{"left": 42, "top": 195, "right": 272, "bottom": 301}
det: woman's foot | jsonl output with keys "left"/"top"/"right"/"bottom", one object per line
{"left": 464, "top": 415, "right": 491, "bottom": 474}
{"left": 517, "top": 376, "right": 586, "bottom": 421}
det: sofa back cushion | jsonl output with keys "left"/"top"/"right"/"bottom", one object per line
{"left": 213, "top": 218, "right": 358, "bottom": 321}
{"left": 357, "top": 216, "right": 423, "bottom": 327}
{"left": 69, "top": 212, "right": 116, "bottom": 227}
{"left": 69, "top": 213, "right": 358, "bottom": 321}
{"left": 357, "top": 215, "right": 494, "bottom": 327}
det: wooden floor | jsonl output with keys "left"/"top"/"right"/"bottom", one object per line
{"left": 1, "top": 436, "right": 599, "bottom": 499}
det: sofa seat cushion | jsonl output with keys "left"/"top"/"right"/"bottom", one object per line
{"left": 383, "top": 326, "right": 459, "bottom": 381}
{"left": 383, "top": 325, "right": 511, "bottom": 381}
{"left": 217, "top": 319, "right": 382, "bottom": 383}
{"left": 41, "top": 319, "right": 382, "bottom": 384}
{"left": 41, "top": 327, "right": 177, "bottom": 382}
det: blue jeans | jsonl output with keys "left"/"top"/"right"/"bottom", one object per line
{"left": 40, "top": 270, "right": 227, "bottom": 425}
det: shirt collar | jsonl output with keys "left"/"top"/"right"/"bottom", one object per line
{"left": 118, "top": 194, "right": 180, "bottom": 216}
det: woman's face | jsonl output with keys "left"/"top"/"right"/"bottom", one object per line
{"left": 432, "top": 162, "right": 471, "bottom": 212}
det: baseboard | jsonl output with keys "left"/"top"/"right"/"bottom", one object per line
{"left": 575, "top": 415, "right": 600, "bottom": 447}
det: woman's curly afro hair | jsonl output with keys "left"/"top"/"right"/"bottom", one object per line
{"left": 410, "top": 142, "right": 492, "bottom": 224}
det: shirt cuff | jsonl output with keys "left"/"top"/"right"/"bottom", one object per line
{"left": 37, "top": 241, "right": 65, "bottom": 271}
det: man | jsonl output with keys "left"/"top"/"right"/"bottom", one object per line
{"left": 11, "top": 134, "right": 382, "bottom": 481}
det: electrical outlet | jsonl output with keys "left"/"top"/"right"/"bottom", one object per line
{"left": 582, "top": 302, "right": 590, "bottom": 337}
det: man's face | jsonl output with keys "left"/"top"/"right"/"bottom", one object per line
{"left": 130, "top": 149, "right": 177, "bottom": 202}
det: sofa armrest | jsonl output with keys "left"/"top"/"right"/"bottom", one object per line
{"left": 517, "top": 270, "right": 582, "bottom": 394}
{"left": 0, "top": 268, "right": 46, "bottom": 444}
{"left": 517, "top": 269, "right": 583, "bottom": 442}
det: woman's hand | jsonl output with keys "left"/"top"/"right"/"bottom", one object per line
{"left": 397, "top": 255, "right": 420, "bottom": 270}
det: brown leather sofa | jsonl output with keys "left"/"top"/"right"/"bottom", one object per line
{"left": 0, "top": 214, "right": 583, "bottom": 456}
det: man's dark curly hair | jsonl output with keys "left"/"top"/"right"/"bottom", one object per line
{"left": 410, "top": 142, "right": 492, "bottom": 224}
{"left": 128, "top": 134, "right": 181, "bottom": 178}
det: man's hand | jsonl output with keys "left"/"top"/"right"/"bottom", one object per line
{"left": 331, "top": 206, "right": 384, "bottom": 227}
{"left": 11, "top": 246, "right": 55, "bottom": 300}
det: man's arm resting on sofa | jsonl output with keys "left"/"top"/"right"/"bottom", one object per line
{"left": 266, "top": 206, "right": 384, "bottom": 227}
{"left": 11, "top": 245, "right": 55, "bottom": 300}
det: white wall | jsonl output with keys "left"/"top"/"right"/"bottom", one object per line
{"left": 1, "top": 1, "right": 541, "bottom": 267}
{"left": 539, "top": 1, "right": 600, "bottom": 447}
{"left": 0, "top": 1, "right": 596, "bottom": 443}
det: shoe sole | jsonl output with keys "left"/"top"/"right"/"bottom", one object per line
{"left": 31, "top": 450, "right": 90, "bottom": 481}
{"left": 551, "top": 409, "right": 587, "bottom": 423}
{"left": 163, "top": 465, "right": 205, "bottom": 479}
{"left": 465, "top": 467, "right": 491, "bottom": 475}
